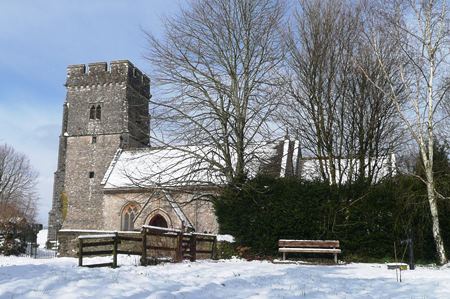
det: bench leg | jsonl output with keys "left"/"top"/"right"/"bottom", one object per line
{"left": 334, "top": 253, "right": 337, "bottom": 264}
{"left": 283, "top": 252, "right": 286, "bottom": 261}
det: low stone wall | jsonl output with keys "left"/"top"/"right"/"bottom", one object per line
{"left": 58, "top": 229, "right": 142, "bottom": 257}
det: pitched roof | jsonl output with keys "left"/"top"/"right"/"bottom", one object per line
{"left": 102, "top": 142, "right": 281, "bottom": 189}
{"left": 102, "top": 139, "right": 396, "bottom": 189}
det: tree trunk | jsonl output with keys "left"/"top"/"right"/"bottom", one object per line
{"left": 426, "top": 171, "right": 447, "bottom": 264}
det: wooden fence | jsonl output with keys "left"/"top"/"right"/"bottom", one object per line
{"left": 77, "top": 226, "right": 217, "bottom": 267}
{"left": 78, "top": 233, "right": 142, "bottom": 268}
{"left": 78, "top": 233, "right": 119, "bottom": 268}
{"left": 141, "top": 225, "right": 217, "bottom": 266}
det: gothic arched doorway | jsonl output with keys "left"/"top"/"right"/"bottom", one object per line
{"left": 149, "top": 214, "right": 168, "bottom": 228}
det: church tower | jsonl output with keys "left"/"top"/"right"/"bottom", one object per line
{"left": 47, "top": 61, "right": 150, "bottom": 242}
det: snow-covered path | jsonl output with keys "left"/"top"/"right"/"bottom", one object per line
{"left": 1, "top": 255, "right": 449, "bottom": 299}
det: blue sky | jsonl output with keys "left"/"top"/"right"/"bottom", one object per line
{"left": 0, "top": 0, "right": 183, "bottom": 224}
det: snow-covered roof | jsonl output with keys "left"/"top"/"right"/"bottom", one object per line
{"left": 103, "top": 142, "right": 280, "bottom": 189}
{"left": 300, "top": 154, "right": 396, "bottom": 183}
{"left": 102, "top": 140, "right": 396, "bottom": 190}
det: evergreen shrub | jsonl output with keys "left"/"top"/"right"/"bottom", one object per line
{"left": 215, "top": 175, "right": 450, "bottom": 262}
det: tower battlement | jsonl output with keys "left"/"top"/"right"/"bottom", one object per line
{"left": 66, "top": 60, "right": 150, "bottom": 98}
{"left": 48, "top": 60, "right": 151, "bottom": 242}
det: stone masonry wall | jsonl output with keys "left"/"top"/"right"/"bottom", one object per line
{"left": 170, "top": 191, "right": 219, "bottom": 234}
{"left": 48, "top": 61, "right": 150, "bottom": 240}
{"left": 102, "top": 190, "right": 218, "bottom": 234}
{"left": 47, "top": 103, "right": 69, "bottom": 241}
{"left": 102, "top": 191, "right": 184, "bottom": 231}
{"left": 62, "top": 135, "right": 121, "bottom": 229}
{"left": 127, "top": 85, "right": 150, "bottom": 147}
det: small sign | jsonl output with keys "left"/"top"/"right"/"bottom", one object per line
{"left": 387, "top": 263, "right": 408, "bottom": 270}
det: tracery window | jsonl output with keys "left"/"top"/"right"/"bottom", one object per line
{"left": 122, "top": 204, "right": 139, "bottom": 231}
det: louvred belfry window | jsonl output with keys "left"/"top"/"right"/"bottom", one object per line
{"left": 96, "top": 105, "right": 101, "bottom": 120}
{"left": 89, "top": 105, "right": 96, "bottom": 120}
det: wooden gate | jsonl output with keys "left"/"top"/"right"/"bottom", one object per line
{"left": 141, "top": 225, "right": 217, "bottom": 265}
{"left": 78, "top": 233, "right": 119, "bottom": 268}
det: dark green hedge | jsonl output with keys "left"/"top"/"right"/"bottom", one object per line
{"left": 214, "top": 175, "right": 450, "bottom": 262}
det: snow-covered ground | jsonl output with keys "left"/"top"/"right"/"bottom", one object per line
{"left": 0, "top": 230, "right": 449, "bottom": 299}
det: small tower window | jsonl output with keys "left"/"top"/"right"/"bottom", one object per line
{"left": 89, "top": 105, "right": 96, "bottom": 120}
{"left": 92, "top": 136, "right": 97, "bottom": 144}
{"left": 96, "top": 105, "right": 101, "bottom": 120}
{"left": 89, "top": 171, "right": 95, "bottom": 178}
{"left": 89, "top": 104, "right": 101, "bottom": 120}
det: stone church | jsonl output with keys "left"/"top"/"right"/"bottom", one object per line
{"left": 47, "top": 60, "right": 298, "bottom": 243}
{"left": 47, "top": 60, "right": 395, "bottom": 243}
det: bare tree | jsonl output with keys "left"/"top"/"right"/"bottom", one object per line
{"left": 0, "top": 144, "right": 38, "bottom": 222}
{"left": 282, "top": 0, "right": 401, "bottom": 185}
{"left": 365, "top": 0, "right": 450, "bottom": 264}
{"left": 144, "top": 0, "right": 286, "bottom": 187}
{"left": 348, "top": 8, "right": 406, "bottom": 183}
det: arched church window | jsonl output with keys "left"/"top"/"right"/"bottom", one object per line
{"left": 122, "top": 204, "right": 139, "bottom": 231}
{"left": 89, "top": 105, "right": 96, "bottom": 120}
{"left": 96, "top": 105, "right": 101, "bottom": 120}
{"left": 149, "top": 214, "right": 168, "bottom": 228}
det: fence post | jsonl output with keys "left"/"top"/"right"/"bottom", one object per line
{"left": 176, "top": 231, "right": 183, "bottom": 262}
{"left": 78, "top": 238, "right": 83, "bottom": 267}
{"left": 211, "top": 236, "right": 217, "bottom": 260}
{"left": 190, "top": 234, "right": 197, "bottom": 262}
{"left": 141, "top": 228, "right": 147, "bottom": 266}
{"left": 112, "top": 232, "right": 118, "bottom": 268}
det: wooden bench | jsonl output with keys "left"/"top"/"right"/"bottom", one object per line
{"left": 278, "top": 239, "right": 341, "bottom": 263}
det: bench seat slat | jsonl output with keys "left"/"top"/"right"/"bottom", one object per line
{"left": 279, "top": 248, "right": 341, "bottom": 254}
{"left": 278, "top": 240, "right": 339, "bottom": 248}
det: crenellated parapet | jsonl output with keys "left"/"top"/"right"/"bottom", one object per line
{"left": 66, "top": 60, "right": 150, "bottom": 98}
{"left": 48, "top": 59, "right": 151, "bottom": 243}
